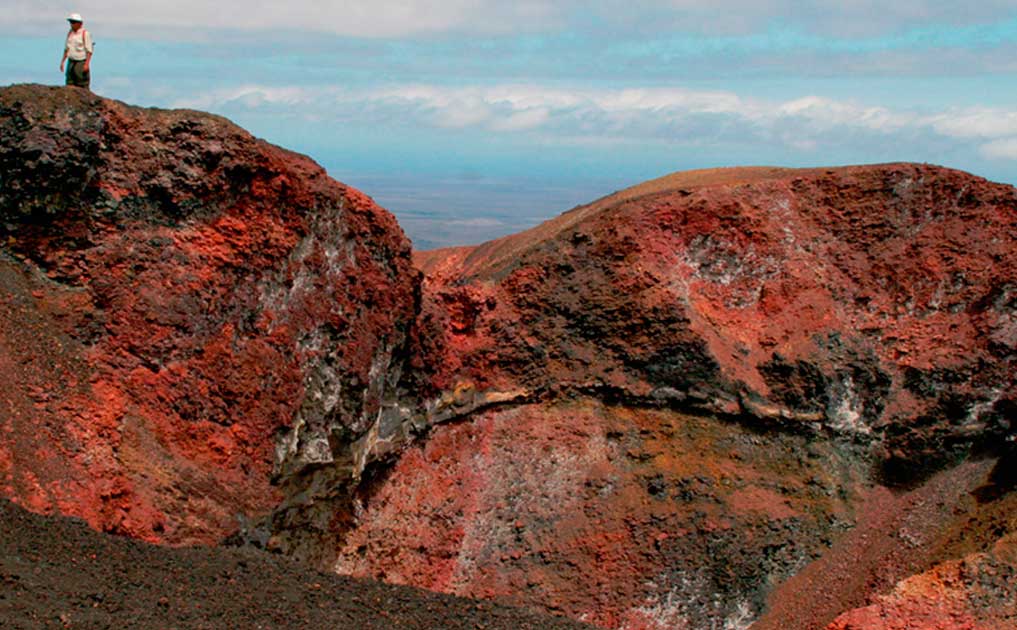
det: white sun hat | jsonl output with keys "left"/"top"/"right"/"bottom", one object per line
{"left": 67, "top": 13, "right": 83, "bottom": 22}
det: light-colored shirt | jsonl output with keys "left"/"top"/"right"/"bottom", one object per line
{"left": 65, "top": 29, "right": 93, "bottom": 61}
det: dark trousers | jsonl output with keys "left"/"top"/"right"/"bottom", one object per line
{"left": 65, "top": 59, "right": 90, "bottom": 89}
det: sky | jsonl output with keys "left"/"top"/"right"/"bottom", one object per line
{"left": 2, "top": 2, "right": 1017, "bottom": 249}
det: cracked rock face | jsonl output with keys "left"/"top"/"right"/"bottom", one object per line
{"left": 333, "top": 400, "right": 871, "bottom": 629}
{"left": 0, "top": 84, "right": 417, "bottom": 546}
{"left": 414, "top": 165, "right": 1017, "bottom": 475}
{"left": 352, "top": 164, "right": 1017, "bottom": 628}
{"left": 3, "top": 87, "right": 1017, "bottom": 629}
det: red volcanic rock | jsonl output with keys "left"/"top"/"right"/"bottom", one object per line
{"left": 344, "top": 164, "right": 1017, "bottom": 628}
{"left": 332, "top": 401, "right": 1017, "bottom": 629}
{"left": 0, "top": 85, "right": 417, "bottom": 546}
{"left": 414, "top": 165, "right": 1017, "bottom": 477}
{"left": 822, "top": 456, "right": 1017, "bottom": 630}
{"left": 753, "top": 456, "right": 1017, "bottom": 630}
{"left": 335, "top": 400, "right": 870, "bottom": 628}
{"left": 4, "top": 84, "right": 1017, "bottom": 630}
{"left": 826, "top": 541, "right": 1017, "bottom": 630}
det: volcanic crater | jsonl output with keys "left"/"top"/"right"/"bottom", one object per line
{"left": 1, "top": 84, "right": 1016, "bottom": 629}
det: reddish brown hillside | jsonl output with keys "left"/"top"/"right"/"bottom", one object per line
{"left": 416, "top": 166, "right": 843, "bottom": 280}
{"left": 0, "top": 84, "right": 418, "bottom": 547}
{"left": 3, "top": 85, "right": 1015, "bottom": 630}
{"left": 413, "top": 164, "right": 1017, "bottom": 476}
{"left": 344, "top": 163, "right": 1017, "bottom": 628}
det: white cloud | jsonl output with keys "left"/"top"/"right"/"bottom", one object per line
{"left": 5, "top": 1, "right": 1015, "bottom": 39}
{"left": 169, "top": 82, "right": 1017, "bottom": 165}
{"left": 777, "top": 96, "right": 911, "bottom": 131}
{"left": 172, "top": 85, "right": 312, "bottom": 110}
{"left": 430, "top": 98, "right": 495, "bottom": 129}
{"left": 981, "top": 138, "right": 1017, "bottom": 160}
{"left": 2, "top": 1, "right": 563, "bottom": 39}
{"left": 928, "top": 109, "right": 1017, "bottom": 139}
{"left": 491, "top": 107, "right": 551, "bottom": 132}
{"left": 608, "top": 0, "right": 1017, "bottom": 36}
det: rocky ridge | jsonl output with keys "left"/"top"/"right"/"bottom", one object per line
{"left": 413, "top": 164, "right": 1017, "bottom": 471}
{"left": 0, "top": 84, "right": 419, "bottom": 548}
{"left": 1, "top": 85, "right": 1016, "bottom": 629}
{"left": 347, "top": 164, "right": 1017, "bottom": 628}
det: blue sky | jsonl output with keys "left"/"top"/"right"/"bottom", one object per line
{"left": 3, "top": 2, "right": 1017, "bottom": 249}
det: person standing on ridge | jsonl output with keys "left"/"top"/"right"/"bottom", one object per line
{"left": 60, "top": 13, "right": 93, "bottom": 90}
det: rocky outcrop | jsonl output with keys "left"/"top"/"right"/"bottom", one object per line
{"left": 332, "top": 404, "right": 1017, "bottom": 629}
{"left": 338, "top": 165, "right": 1017, "bottom": 628}
{"left": 333, "top": 400, "right": 871, "bottom": 628}
{"left": 3, "top": 85, "right": 1015, "bottom": 629}
{"left": 828, "top": 537, "right": 1017, "bottom": 629}
{"left": 754, "top": 455, "right": 1016, "bottom": 630}
{"left": 0, "top": 84, "right": 418, "bottom": 546}
{"left": 413, "top": 165, "right": 1017, "bottom": 477}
